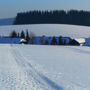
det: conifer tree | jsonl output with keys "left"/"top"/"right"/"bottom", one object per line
{"left": 10, "top": 30, "right": 17, "bottom": 38}
{"left": 59, "top": 36, "right": 63, "bottom": 45}
{"left": 45, "top": 40, "right": 49, "bottom": 45}
{"left": 20, "top": 30, "right": 25, "bottom": 39}
{"left": 51, "top": 36, "right": 57, "bottom": 45}
{"left": 26, "top": 30, "right": 30, "bottom": 42}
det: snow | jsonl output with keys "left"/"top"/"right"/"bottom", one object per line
{"left": 0, "top": 24, "right": 90, "bottom": 89}
{"left": 0, "top": 24, "right": 90, "bottom": 38}
{"left": 0, "top": 44, "right": 90, "bottom": 90}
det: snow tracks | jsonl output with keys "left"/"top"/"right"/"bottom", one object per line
{"left": 10, "top": 44, "right": 63, "bottom": 90}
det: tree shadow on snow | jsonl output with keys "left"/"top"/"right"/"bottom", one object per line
{"left": 38, "top": 73, "right": 63, "bottom": 90}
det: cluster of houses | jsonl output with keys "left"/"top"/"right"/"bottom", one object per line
{"left": 0, "top": 36, "right": 89, "bottom": 46}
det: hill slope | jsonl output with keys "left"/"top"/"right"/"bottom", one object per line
{"left": 0, "top": 24, "right": 90, "bottom": 38}
{"left": 0, "top": 18, "right": 15, "bottom": 26}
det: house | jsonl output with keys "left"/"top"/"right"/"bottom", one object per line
{"left": 69, "top": 39, "right": 80, "bottom": 46}
{"left": 20, "top": 38, "right": 27, "bottom": 44}
{"left": 75, "top": 38, "right": 85, "bottom": 46}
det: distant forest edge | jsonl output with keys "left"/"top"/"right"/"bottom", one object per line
{"left": 14, "top": 10, "right": 90, "bottom": 26}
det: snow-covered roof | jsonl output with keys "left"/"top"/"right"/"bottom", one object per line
{"left": 75, "top": 38, "right": 85, "bottom": 44}
{"left": 20, "top": 39, "right": 27, "bottom": 42}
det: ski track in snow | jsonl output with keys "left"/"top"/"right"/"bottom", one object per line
{"left": 0, "top": 44, "right": 63, "bottom": 90}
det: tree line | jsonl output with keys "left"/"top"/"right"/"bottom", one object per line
{"left": 14, "top": 10, "right": 90, "bottom": 26}
{"left": 10, "top": 30, "right": 80, "bottom": 46}
{"left": 10, "top": 30, "right": 35, "bottom": 43}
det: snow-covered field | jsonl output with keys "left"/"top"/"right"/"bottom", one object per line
{"left": 0, "top": 44, "right": 90, "bottom": 90}
{"left": 0, "top": 24, "right": 90, "bottom": 90}
{"left": 0, "top": 24, "right": 90, "bottom": 38}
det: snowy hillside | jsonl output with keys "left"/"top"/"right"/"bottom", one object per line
{"left": 0, "top": 24, "right": 90, "bottom": 38}
{"left": 0, "top": 44, "right": 90, "bottom": 90}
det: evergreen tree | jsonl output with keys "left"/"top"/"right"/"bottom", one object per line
{"left": 40, "top": 37, "right": 44, "bottom": 45}
{"left": 63, "top": 40, "right": 66, "bottom": 45}
{"left": 59, "top": 36, "right": 63, "bottom": 45}
{"left": 26, "top": 30, "right": 30, "bottom": 42}
{"left": 45, "top": 40, "right": 49, "bottom": 45}
{"left": 20, "top": 30, "right": 25, "bottom": 39}
{"left": 51, "top": 36, "right": 57, "bottom": 45}
{"left": 10, "top": 30, "right": 17, "bottom": 38}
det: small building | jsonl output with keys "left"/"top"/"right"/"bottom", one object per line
{"left": 75, "top": 38, "right": 85, "bottom": 46}
{"left": 69, "top": 39, "right": 80, "bottom": 46}
{"left": 20, "top": 38, "right": 27, "bottom": 44}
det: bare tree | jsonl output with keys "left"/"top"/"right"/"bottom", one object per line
{"left": 30, "top": 31, "right": 35, "bottom": 44}
{"left": 30, "top": 31, "right": 35, "bottom": 39}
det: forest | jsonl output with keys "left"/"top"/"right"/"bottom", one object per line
{"left": 14, "top": 10, "right": 90, "bottom": 26}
